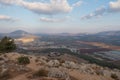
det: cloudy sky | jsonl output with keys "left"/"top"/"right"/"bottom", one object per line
{"left": 0, "top": 0, "right": 120, "bottom": 33}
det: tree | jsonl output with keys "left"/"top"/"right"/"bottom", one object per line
{"left": 0, "top": 36, "right": 16, "bottom": 53}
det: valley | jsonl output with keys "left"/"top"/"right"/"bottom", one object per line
{"left": 4, "top": 30, "right": 119, "bottom": 70}
{"left": 0, "top": 30, "right": 120, "bottom": 80}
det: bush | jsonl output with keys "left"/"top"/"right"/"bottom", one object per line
{"left": 111, "top": 73, "right": 119, "bottom": 80}
{"left": 17, "top": 56, "right": 30, "bottom": 65}
{"left": 96, "top": 70, "right": 103, "bottom": 75}
{"left": 0, "top": 36, "right": 16, "bottom": 53}
{"left": 33, "top": 69, "right": 48, "bottom": 77}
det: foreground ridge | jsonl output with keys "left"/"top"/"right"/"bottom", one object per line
{"left": 0, "top": 52, "right": 120, "bottom": 80}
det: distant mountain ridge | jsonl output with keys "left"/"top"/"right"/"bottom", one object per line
{"left": 0, "top": 30, "right": 33, "bottom": 38}
{"left": 96, "top": 31, "right": 120, "bottom": 36}
{"left": 0, "top": 30, "right": 120, "bottom": 38}
{"left": 54, "top": 31, "right": 120, "bottom": 36}
{"left": 10, "top": 30, "right": 29, "bottom": 35}
{"left": 8, "top": 30, "right": 31, "bottom": 38}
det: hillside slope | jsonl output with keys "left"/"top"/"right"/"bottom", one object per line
{"left": 0, "top": 53, "right": 120, "bottom": 80}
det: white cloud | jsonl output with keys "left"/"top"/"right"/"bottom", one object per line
{"left": 0, "top": 0, "right": 72, "bottom": 15}
{"left": 40, "top": 17, "right": 67, "bottom": 22}
{"left": 0, "top": 15, "right": 13, "bottom": 21}
{"left": 81, "top": 6, "right": 106, "bottom": 19}
{"left": 109, "top": 0, "right": 120, "bottom": 12}
{"left": 21, "top": 0, "right": 72, "bottom": 15}
{"left": 0, "top": 14, "right": 18, "bottom": 22}
{"left": 72, "top": 0, "right": 83, "bottom": 7}
{"left": 0, "top": 0, "right": 23, "bottom": 5}
{"left": 81, "top": 0, "right": 120, "bottom": 20}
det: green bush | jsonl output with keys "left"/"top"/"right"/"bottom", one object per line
{"left": 0, "top": 36, "right": 16, "bottom": 53}
{"left": 17, "top": 56, "right": 30, "bottom": 65}
{"left": 33, "top": 69, "right": 48, "bottom": 77}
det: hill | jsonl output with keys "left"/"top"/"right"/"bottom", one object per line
{"left": 0, "top": 30, "right": 38, "bottom": 39}
{"left": 8, "top": 30, "right": 32, "bottom": 38}
{"left": 0, "top": 52, "right": 120, "bottom": 80}
{"left": 96, "top": 31, "right": 120, "bottom": 36}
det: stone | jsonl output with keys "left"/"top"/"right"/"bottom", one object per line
{"left": 17, "top": 65, "right": 29, "bottom": 72}
{"left": 47, "top": 60, "right": 60, "bottom": 67}
{"left": 0, "top": 67, "right": 9, "bottom": 78}
{"left": 62, "top": 61, "right": 79, "bottom": 69}
{"left": 48, "top": 68, "right": 70, "bottom": 80}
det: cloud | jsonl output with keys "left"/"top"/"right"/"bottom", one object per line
{"left": 81, "top": 6, "right": 106, "bottom": 19}
{"left": 22, "top": 0, "right": 72, "bottom": 15}
{"left": 0, "top": 0, "right": 22, "bottom": 5}
{"left": 81, "top": 0, "right": 120, "bottom": 20}
{"left": 72, "top": 0, "right": 83, "bottom": 7}
{"left": 109, "top": 0, "right": 120, "bottom": 12}
{"left": 0, "top": 0, "right": 72, "bottom": 15}
{"left": 0, "top": 15, "right": 15, "bottom": 21}
{"left": 40, "top": 17, "right": 67, "bottom": 22}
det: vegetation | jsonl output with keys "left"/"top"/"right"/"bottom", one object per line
{"left": 111, "top": 73, "right": 119, "bottom": 80}
{"left": 33, "top": 69, "right": 48, "bottom": 77}
{"left": 95, "top": 70, "right": 103, "bottom": 76}
{"left": 17, "top": 56, "right": 30, "bottom": 65}
{"left": 74, "top": 54, "right": 120, "bottom": 69}
{"left": 0, "top": 36, "right": 16, "bottom": 53}
{"left": 39, "top": 48, "right": 120, "bottom": 69}
{"left": 40, "top": 48, "right": 72, "bottom": 54}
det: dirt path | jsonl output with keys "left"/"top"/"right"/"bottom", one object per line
{"left": 8, "top": 73, "right": 29, "bottom": 80}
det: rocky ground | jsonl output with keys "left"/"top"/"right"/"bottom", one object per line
{"left": 0, "top": 52, "right": 120, "bottom": 80}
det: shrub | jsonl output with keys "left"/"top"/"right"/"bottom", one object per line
{"left": 17, "top": 56, "right": 30, "bottom": 65}
{"left": 35, "top": 59, "right": 39, "bottom": 62}
{"left": 0, "top": 36, "right": 16, "bottom": 53}
{"left": 59, "top": 59, "right": 65, "bottom": 64}
{"left": 111, "top": 73, "right": 119, "bottom": 80}
{"left": 33, "top": 69, "right": 48, "bottom": 77}
{"left": 96, "top": 70, "right": 103, "bottom": 75}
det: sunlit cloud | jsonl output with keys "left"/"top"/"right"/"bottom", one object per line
{"left": 0, "top": 15, "right": 16, "bottom": 21}
{"left": 109, "top": 0, "right": 120, "bottom": 12}
{"left": 0, "top": 0, "right": 72, "bottom": 15}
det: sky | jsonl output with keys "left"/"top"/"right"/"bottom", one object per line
{"left": 0, "top": 0, "right": 120, "bottom": 33}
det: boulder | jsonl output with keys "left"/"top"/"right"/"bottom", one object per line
{"left": 62, "top": 61, "right": 79, "bottom": 69}
{"left": 0, "top": 67, "right": 9, "bottom": 79}
{"left": 47, "top": 60, "right": 60, "bottom": 67}
{"left": 48, "top": 68, "right": 70, "bottom": 80}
